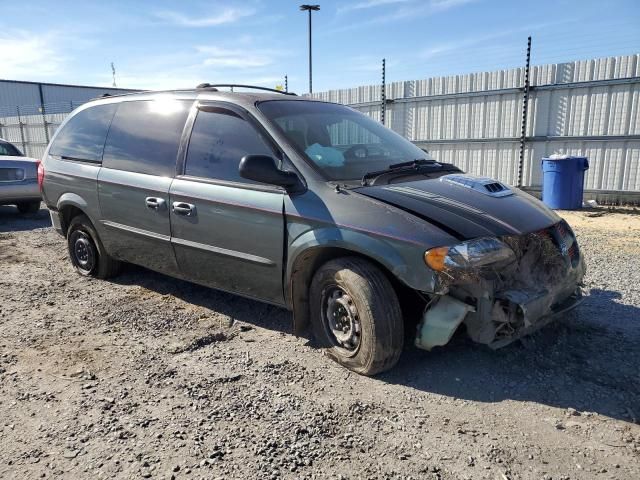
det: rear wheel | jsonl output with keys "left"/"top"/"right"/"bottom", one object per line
{"left": 67, "top": 214, "right": 121, "bottom": 279}
{"left": 16, "top": 201, "right": 40, "bottom": 214}
{"left": 310, "top": 257, "right": 404, "bottom": 376}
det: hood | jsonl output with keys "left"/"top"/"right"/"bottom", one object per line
{"left": 355, "top": 174, "right": 560, "bottom": 239}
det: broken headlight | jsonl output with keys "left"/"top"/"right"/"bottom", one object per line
{"left": 424, "top": 237, "right": 516, "bottom": 272}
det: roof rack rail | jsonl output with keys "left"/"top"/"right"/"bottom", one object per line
{"left": 89, "top": 92, "right": 115, "bottom": 101}
{"left": 91, "top": 90, "right": 143, "bottom": 101}
{"left": 196, "top": 83, "right": 296, "bottom": 96}
{"left": 196, "top": 83, "right": 218, "bottom": 91}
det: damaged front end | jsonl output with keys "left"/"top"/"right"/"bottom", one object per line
{"left": 416, "top": 220, "right": 586, "bottom": 350}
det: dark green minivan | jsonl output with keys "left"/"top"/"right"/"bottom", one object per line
{"left": 41, "top": 85, "right": 585, "bottom": 375}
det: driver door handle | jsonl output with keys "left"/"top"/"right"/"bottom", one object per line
{"left": 172, "top": 202, "right": 196, "bottom": 216}
{"left": 145, "top": 197, "right": 166, "bottom": 210}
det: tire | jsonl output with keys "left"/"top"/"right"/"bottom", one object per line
{"left": 16, "top": 201, "right": 41, "bottom": 214}
{"left": 310, "top": 257, "right": 404, "bottom": 376}
{"left": 67, "top": 214, "right": 121, "bottom": 279}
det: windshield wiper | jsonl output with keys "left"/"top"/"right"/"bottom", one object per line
{"left": 361, "top": 158, "right": 439, "bottom": 186}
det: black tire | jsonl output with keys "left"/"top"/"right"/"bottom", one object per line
{"left": 310, "top": 257, "right": 404, "bottom": 376}
{"left": 16, "top": 201, "right": 41, "bottom": 214}
{"left": 67, "top": 214, "right": 121, "bottom": 279}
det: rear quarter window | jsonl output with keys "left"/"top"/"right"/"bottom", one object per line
{"left": 49, "top": 104, "right": 117, "bottom": 162}
{"left": 102, "top": 99, "right": 191, "bottom": 177}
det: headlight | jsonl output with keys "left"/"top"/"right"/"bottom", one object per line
{"left": 424, "top": 237, "right": 515, "bottom": 272}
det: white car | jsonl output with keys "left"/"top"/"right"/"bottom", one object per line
{"left": 0, "top": 138, "right": 42, "bottom": 214}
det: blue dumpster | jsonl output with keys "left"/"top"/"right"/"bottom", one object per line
{"left": 541, "top": 155, "right": 589, "bottom": 210}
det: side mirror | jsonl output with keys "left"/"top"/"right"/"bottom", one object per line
{"left": 239, "top": 155, "right": 303, "bottom": 192}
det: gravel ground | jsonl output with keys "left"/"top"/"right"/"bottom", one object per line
{"left": 0, "top": 203, "right": 639, "bottom": 480}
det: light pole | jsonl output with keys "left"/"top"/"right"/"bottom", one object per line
{"left": 300, "top": 4, "right": 320, "bottom": 94}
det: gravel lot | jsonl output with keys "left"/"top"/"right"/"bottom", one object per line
{"left": 1, "top": 204, "right": 639, "bottom": 480}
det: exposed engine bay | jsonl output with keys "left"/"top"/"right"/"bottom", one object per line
{"left": 416, "top": 220, "right": 586, "bottom": 350}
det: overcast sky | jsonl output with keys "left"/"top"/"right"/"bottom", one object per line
{"left": 1, "top": 0, "right": 638, "bottom": 93}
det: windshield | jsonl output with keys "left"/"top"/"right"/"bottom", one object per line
{"left": 258, "top": 100, "right": 431, "bottom": 181}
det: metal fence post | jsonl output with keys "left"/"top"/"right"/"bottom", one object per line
{"left": 38, "top": 82, "right": 50, "bottom": 143}
{"left": 381, "top": 58, "right": 386, "bottom": 125}
{"left": 17, "top": 106, "right": 28, "bottom": 155}
{"left": 518, "top": 36, "right": 532, "bottom": 188}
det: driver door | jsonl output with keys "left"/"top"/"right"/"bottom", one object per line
{"left": 169, "top": 103, "right": 286, "bottom": 305}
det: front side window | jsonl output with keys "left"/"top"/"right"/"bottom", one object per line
{"left": 49, "top": 103, "right": 117, "bottom": 162}
{"left": 184, "top": 107, "right": 274, "bottom": 183}
{"left": 258, "top": 100, "right": 431, "bottom": 181}
{"left": 102, "top": 98, "right": 190, "bottom": 177}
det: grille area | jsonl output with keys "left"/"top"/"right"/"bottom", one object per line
{"left": 536, "top": 220, "right": 580, "bottom": 268}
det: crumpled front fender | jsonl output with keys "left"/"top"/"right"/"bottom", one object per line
{"left": 286, "top": 224, "right": 435, "bottom": 295}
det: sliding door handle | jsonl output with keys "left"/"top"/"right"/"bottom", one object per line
{"left": 172, "top": 202, "right": 196, "bottom": 216}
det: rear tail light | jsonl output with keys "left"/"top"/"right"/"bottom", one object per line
{"left": 37, "top": 160, "right": 45, "bottom": 191}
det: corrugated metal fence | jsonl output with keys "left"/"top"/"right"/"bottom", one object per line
{"left": 312, "top": 54, "right": 640, "bottom": 194}
{"left": 0, "top": 101, "right": 86, "bottom": 159}
{"left": 0, "top": 80, "right": 136, "bottom": 159}
{"left": 1, "top": 57, "right": 639, "bottom": 196}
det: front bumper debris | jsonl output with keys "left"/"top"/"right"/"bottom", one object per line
{"left": 415, "top": 295, "right": 474, "bottom": 351}
{"left": 416, "top": 220, "right": 586, "bottom": 350}
{"left": 487, "top": 287, "right": 584, "bottom": 349}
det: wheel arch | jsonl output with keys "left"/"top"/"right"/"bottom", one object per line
{"left": 286, "top": 228, "right": 414, "bottom": 336}
{"left": 57, "top": 193, "right": 92, "bottom": 236}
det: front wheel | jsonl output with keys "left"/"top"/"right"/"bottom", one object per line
{"left": 310, "top": 257, "right": 404, "bottom": 376}
{"left": 67, "top": 214, "right": 121, "bottom": 279}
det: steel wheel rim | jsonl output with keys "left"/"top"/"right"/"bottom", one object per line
{"left": 321, "top": 285, "right": 361, "bottom": 355}
{"left": 71, "top": 231, "right": 95, "bottom": 273}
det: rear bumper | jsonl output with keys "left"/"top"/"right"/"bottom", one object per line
{"left": 0, "top": 180, "right": 40, "bottom": 205}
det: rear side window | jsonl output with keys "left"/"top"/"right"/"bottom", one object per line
{"left": 185, "top": 108, "right": 274, "bottom": 183}
{"left": 102, "top": 99, "right": 190, "bottom": 177}
{"left": 49, "top": 104, "right": 116, "bottom": 162}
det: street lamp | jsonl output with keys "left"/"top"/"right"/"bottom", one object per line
{"left": 300, "top": 4, "right": 320, "bottom": 94}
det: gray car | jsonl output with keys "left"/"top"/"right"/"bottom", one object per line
{"left": 40, "top": 85, "right": 585, "bottom": 375}
{"left": 0, "top": 139, "right": 42, "bottom": 214}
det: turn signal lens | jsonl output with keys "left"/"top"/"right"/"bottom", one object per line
{"left": 424, "top": 247, "right": 449, "bottom": 271}
{"left": 425, "top": 238, "right": 516, "bottom": 273}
